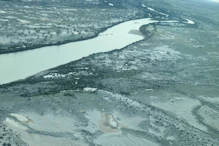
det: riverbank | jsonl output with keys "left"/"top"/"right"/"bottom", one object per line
{"left": 0, "top": 0, "right": 147, "bottom": 54}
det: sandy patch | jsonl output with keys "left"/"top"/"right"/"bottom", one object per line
{"left": 99, "top": 113, "right": 119, "bottom": 133}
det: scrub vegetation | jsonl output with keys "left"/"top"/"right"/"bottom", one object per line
{"left": 0, "top": 0, "right": 219, "bottom": 146}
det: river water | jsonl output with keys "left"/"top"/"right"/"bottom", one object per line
{"left": 0, "top": 18, "right": 160, "bottom": 84}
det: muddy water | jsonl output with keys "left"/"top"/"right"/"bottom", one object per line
{"left": 0, "top": 18, "right": 160, "bottom": 84}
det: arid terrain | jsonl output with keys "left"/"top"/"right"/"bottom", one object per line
{"left": 0, "top": 0, "right": 219, "bottom": 146}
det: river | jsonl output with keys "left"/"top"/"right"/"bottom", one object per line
{"left": 0, "top": 18, "right": 161, "bottom": 84}
{"left": 0, "top": 17, "right": 188, "bottom": 85}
